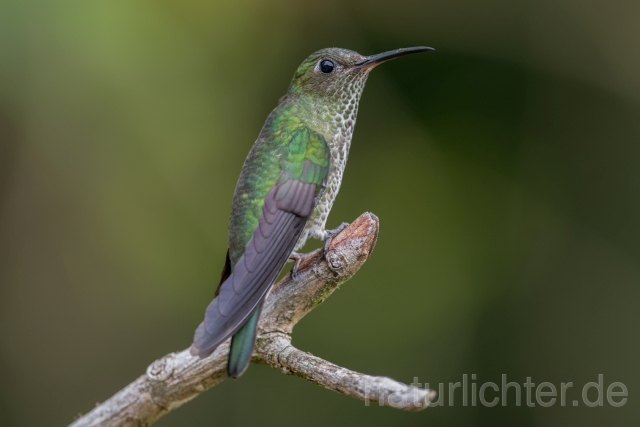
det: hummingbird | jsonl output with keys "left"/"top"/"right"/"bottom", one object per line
{"left": 190, "top": 46, "right": 433, "bottom": 378}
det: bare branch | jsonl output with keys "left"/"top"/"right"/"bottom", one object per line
{"left": 257, "top": 333, "right": 435, "bottom": 411}
{"left": 69, "top": 213, "right": 435, "bottom": 427}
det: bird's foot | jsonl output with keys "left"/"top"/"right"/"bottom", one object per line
{"left": 288, "top": 251, "right": 304, "bottom": 281}
{"left": 322, "top": 222, "right": 350, "bottom": 255}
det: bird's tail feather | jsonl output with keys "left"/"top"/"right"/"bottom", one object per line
{"left": 227, "top": 302, "right": 263, "bottom": 378}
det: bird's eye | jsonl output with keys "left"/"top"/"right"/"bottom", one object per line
{"left": 319, "top": 59, "right": 335, "bottom": 74}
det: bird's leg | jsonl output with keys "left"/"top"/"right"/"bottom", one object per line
{"left": 288, "top": 251, "right": 304, "bottom": 281}
{"left": 322, "top": 222, "right": 350, "bottom": 255}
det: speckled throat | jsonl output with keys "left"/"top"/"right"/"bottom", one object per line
{"left": 294, "top": 69, "right": 371, "bottom": 250}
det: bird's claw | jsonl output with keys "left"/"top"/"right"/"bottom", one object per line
{"left": 323, "top": 222, "right": 350, "bottom": 255}
{"left": 288, "top": 251, "right": 303, "bottom": 281}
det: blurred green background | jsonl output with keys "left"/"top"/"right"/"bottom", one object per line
{"left": 1, "top": 0, "right": 638, "bottom": 426}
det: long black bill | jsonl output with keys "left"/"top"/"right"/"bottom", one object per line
{"left": 355, "top": 46, "right": 434, "bottom": 68}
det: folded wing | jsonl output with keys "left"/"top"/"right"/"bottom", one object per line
{"left": 191, "top": 176, "right": 318, "bottom": 357}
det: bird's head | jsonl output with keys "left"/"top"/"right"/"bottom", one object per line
{"left": 286, "top": 46, "right": 433, "bottom": 100}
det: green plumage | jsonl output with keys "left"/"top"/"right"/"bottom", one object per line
{"left": 228, "top": 303, "right": 262, "bottom": 378}
{"left": 228, "top": 102, "right": 330, "bottom": 267}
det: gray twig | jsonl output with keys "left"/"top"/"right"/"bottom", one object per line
{"left": 69, "top": 213, "right": 435, "bottom": 427}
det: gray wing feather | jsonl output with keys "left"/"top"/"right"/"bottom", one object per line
{"left": 191, "top": 179, "right": 317, "bottom": 357}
